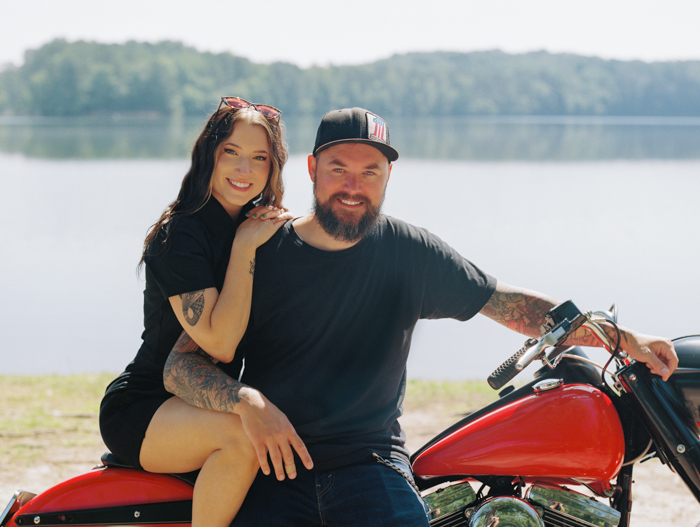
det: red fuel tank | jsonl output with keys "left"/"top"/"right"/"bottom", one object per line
{"left": 412, "top": 384, "right": 624, "bottom": 484}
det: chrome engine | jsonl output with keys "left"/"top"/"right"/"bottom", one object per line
{"left": 423, "top": 482, "right": 621, "bottom": 527}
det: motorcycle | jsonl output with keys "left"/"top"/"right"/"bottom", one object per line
{"left": 2, "top": 301, "right": 698, "bottom": 527}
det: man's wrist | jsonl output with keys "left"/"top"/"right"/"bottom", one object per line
{"left": 232, "top": 385, "right": 259, "bottom": 415}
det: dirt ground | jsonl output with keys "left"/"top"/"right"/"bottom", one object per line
{"left": 1, "top": 379, "right": 699, "bottom": 526}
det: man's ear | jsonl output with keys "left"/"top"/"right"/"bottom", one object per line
{"left": 308, "top": 154, "right": 316, "bottom": 182}
{"left": 387, "top": 162, "right": 392, "bottom": 182}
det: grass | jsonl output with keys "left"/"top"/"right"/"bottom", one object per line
{"left": 405, "top": 379, "right": 499, "bottom": 414}
{"left": 0, "top": 374, "right": 116, "bottom": 465}
{"left": 0, "top": 374, "right": 115, "bottom": 433}
{"left": 0, "top": 374, "right": 497, "bottom": 468}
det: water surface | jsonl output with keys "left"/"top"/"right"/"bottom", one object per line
{"left": 1, "top": 117, "right": 698, "bottom": 379}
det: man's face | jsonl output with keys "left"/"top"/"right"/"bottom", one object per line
{"left": 308, "top": 143, "right": 392, "bottom": 242}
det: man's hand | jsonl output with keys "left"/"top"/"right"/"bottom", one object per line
{"left": 620, "top": 330, "right": 678, "bottom": 381}
{"left": 235, "top": 387, "right": 314, "bottom": 480}
{"left": 164, "top": 331, "right": 314, "bottom": 479}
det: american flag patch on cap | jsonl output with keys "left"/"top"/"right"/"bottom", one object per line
{"left": 366, "top": 113, "right": 388, "bottom": 144}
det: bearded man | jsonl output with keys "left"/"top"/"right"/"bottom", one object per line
{"left": 162, "top": 107, "right": 677, "bottom": 527}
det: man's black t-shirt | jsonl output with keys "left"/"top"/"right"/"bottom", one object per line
{"left": 224, "top": 215, "right": 496, "bottom": 471}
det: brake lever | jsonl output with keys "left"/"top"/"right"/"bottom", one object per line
{"left": 515, "top": 322, "right": 570, "bottom": 371}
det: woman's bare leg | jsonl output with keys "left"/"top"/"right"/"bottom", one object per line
{"left": 139, "top": 396, "right": 259, "bottom": 527}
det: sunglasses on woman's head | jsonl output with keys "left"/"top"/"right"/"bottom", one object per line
{"left": 218, "top": 97, "right": 282, "bottom": 122}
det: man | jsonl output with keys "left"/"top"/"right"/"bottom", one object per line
{"left": 164, "top": 107, "right": 678, "bottom": 526}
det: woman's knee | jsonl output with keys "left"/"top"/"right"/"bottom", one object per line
{"left": 219, "top": 429, "right": 258, "bottom": 463}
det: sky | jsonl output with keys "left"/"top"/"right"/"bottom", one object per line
{"left": 2, "top": 0, "right": 700, "bottom": 69}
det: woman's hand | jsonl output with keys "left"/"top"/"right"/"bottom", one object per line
{"left": 234, "top": 386, "right": 314, "bottom": 480}
{"left": 234, "top": 206, "right": 294, "bottom": 250}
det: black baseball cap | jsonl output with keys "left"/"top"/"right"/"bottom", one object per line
{"left": 313, "top": 107, "right": 399, "bottom": 162}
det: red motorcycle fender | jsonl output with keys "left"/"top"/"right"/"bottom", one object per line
{"left": 7, "top": 466, "right": 193, "bottom": 527}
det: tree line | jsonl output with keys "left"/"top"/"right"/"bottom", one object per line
{"left": 1, "top": 39, "right": 699, "bottom": 117}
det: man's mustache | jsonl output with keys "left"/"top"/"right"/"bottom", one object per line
{"left": 329, "top": 192, "right": 372, "bottom": 204}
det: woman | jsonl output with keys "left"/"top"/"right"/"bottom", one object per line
{"left": 100, "top": 98, "right": 312, "bottom": 527}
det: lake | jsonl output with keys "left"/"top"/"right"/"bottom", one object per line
{"left": 1, "top": 115, "right": 698, "bottom": 380}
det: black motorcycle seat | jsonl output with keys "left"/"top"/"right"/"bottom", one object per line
{"left": 100, "top": 452, "right": 133, "bottom": 469}
{"left": 674, "top": 335, "right": 700, "bottom": 369}
{"left": 100, "top": 452, "right": 198, "bottom": 486}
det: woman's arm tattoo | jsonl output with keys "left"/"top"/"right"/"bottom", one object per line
{"left": 180, "top": 290, "right": 205, "bottom": 326}
{"left": 164, "top": 331, "right": 243, "bottom": 412}
{"left": 249, "top": 258, "right": 256, "bottom": 276}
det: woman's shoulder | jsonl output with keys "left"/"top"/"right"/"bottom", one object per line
{"left": 144, "top": 215, "right": 208, "bottom": 261}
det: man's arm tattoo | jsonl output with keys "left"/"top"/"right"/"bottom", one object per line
{"left": 481, "top": 285, "right": 624, "bottom": 350}
{"left": 564, "top": 322, "right": 629, "bottom": 350}
{"left": 249, "top": 258, "right": 255, "bottom": 276}
{"left": 164, "top": 331, "right": 243, "bottom": 412}
{"left": 180, "top": 290, "right": 205, "bottom": 326}
{"left": 481, "top": 289, "right": 555, "bottom": 337}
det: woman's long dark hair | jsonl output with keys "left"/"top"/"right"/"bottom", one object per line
{"left": 139, "top": 107, "right": 288, "bottom": 266}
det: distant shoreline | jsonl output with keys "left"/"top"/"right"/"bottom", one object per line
{"left": 3, "top": 41, "right": 699, "bottom": 118}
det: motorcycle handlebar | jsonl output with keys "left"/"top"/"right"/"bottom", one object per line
{"left": 515, "top": 325, "right": 567, "bottom": 371}
{"left": 488, "top": 324, "right": 571, "bottom": 390}
{"left": 487, "top": 339, "right": 537, "bottom": 390}
{"left": 487, "top": 300, "right": 593, "bottom": 390}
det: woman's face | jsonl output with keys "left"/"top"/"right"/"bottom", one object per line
{"left": 210, "top": 119, "right": 272, "bottom": 218}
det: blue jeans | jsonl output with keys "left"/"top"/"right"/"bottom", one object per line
{"left": 232, "top": 457, "right": 430, "bottom": 526}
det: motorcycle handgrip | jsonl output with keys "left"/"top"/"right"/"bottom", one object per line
{"left": 487, "top": 344, "right": 532, "bottom": 390}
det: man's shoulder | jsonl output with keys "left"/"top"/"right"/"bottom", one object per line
{"left": 379, "top": 215, "right": 418, "bottom": 235}
{"left": 378, "top": 215, "right": 438, "bottom": 245}
{"left": 256, "top": 219, "right": 298, "bottom": 255}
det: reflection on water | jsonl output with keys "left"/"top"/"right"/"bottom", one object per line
{"left": 1, "top": 115, "right": 699, "bottom": 160}
{"left": 392, "top": 116, "right": 700, "bottom": 160}
{"left": 0, "top": 115, "right": 318, "bottom": 160}
{"left": 1, "top": 114, "right": 698, "bottom": 377}
{"left": 0, "top": 117, "right": 201, "bottom": 159}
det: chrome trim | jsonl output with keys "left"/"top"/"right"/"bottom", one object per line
{"left": 1, "top": 490, "right": 36, "bottom": 527}
{"left": 533, "top": 378, "right": 564, "bottom": 393}
{"left": 527, "top": 485, "right": 620, "bottom": 527}
{"left": 468, "top": 497, "right": 544, "bottom": 527}
{"left": 423, "top": 481, "right": 476, "bottom": 520}
{"left": 582, "top": 319, "right": 614, "bottom": 350}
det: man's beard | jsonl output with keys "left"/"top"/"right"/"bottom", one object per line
{"left": 313, "top": 185, "right": 384, "bottom": 243}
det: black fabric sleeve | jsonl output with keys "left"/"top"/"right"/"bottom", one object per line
{"left": 144, "top": 222, "right": 219, "bottom": 300}
{"left": 416, "top": 228, "right": 497, "bottom": 321}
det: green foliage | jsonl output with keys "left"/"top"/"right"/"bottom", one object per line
{"left": 1, "top": 39, "right": 699, "bottom": 117}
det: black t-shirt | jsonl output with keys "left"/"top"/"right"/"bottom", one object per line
{"left": 224, "top": 215, "right": 496, "bottom": 471}
{"left": 105, "top": 198, "right": 246, "bottom": 401}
